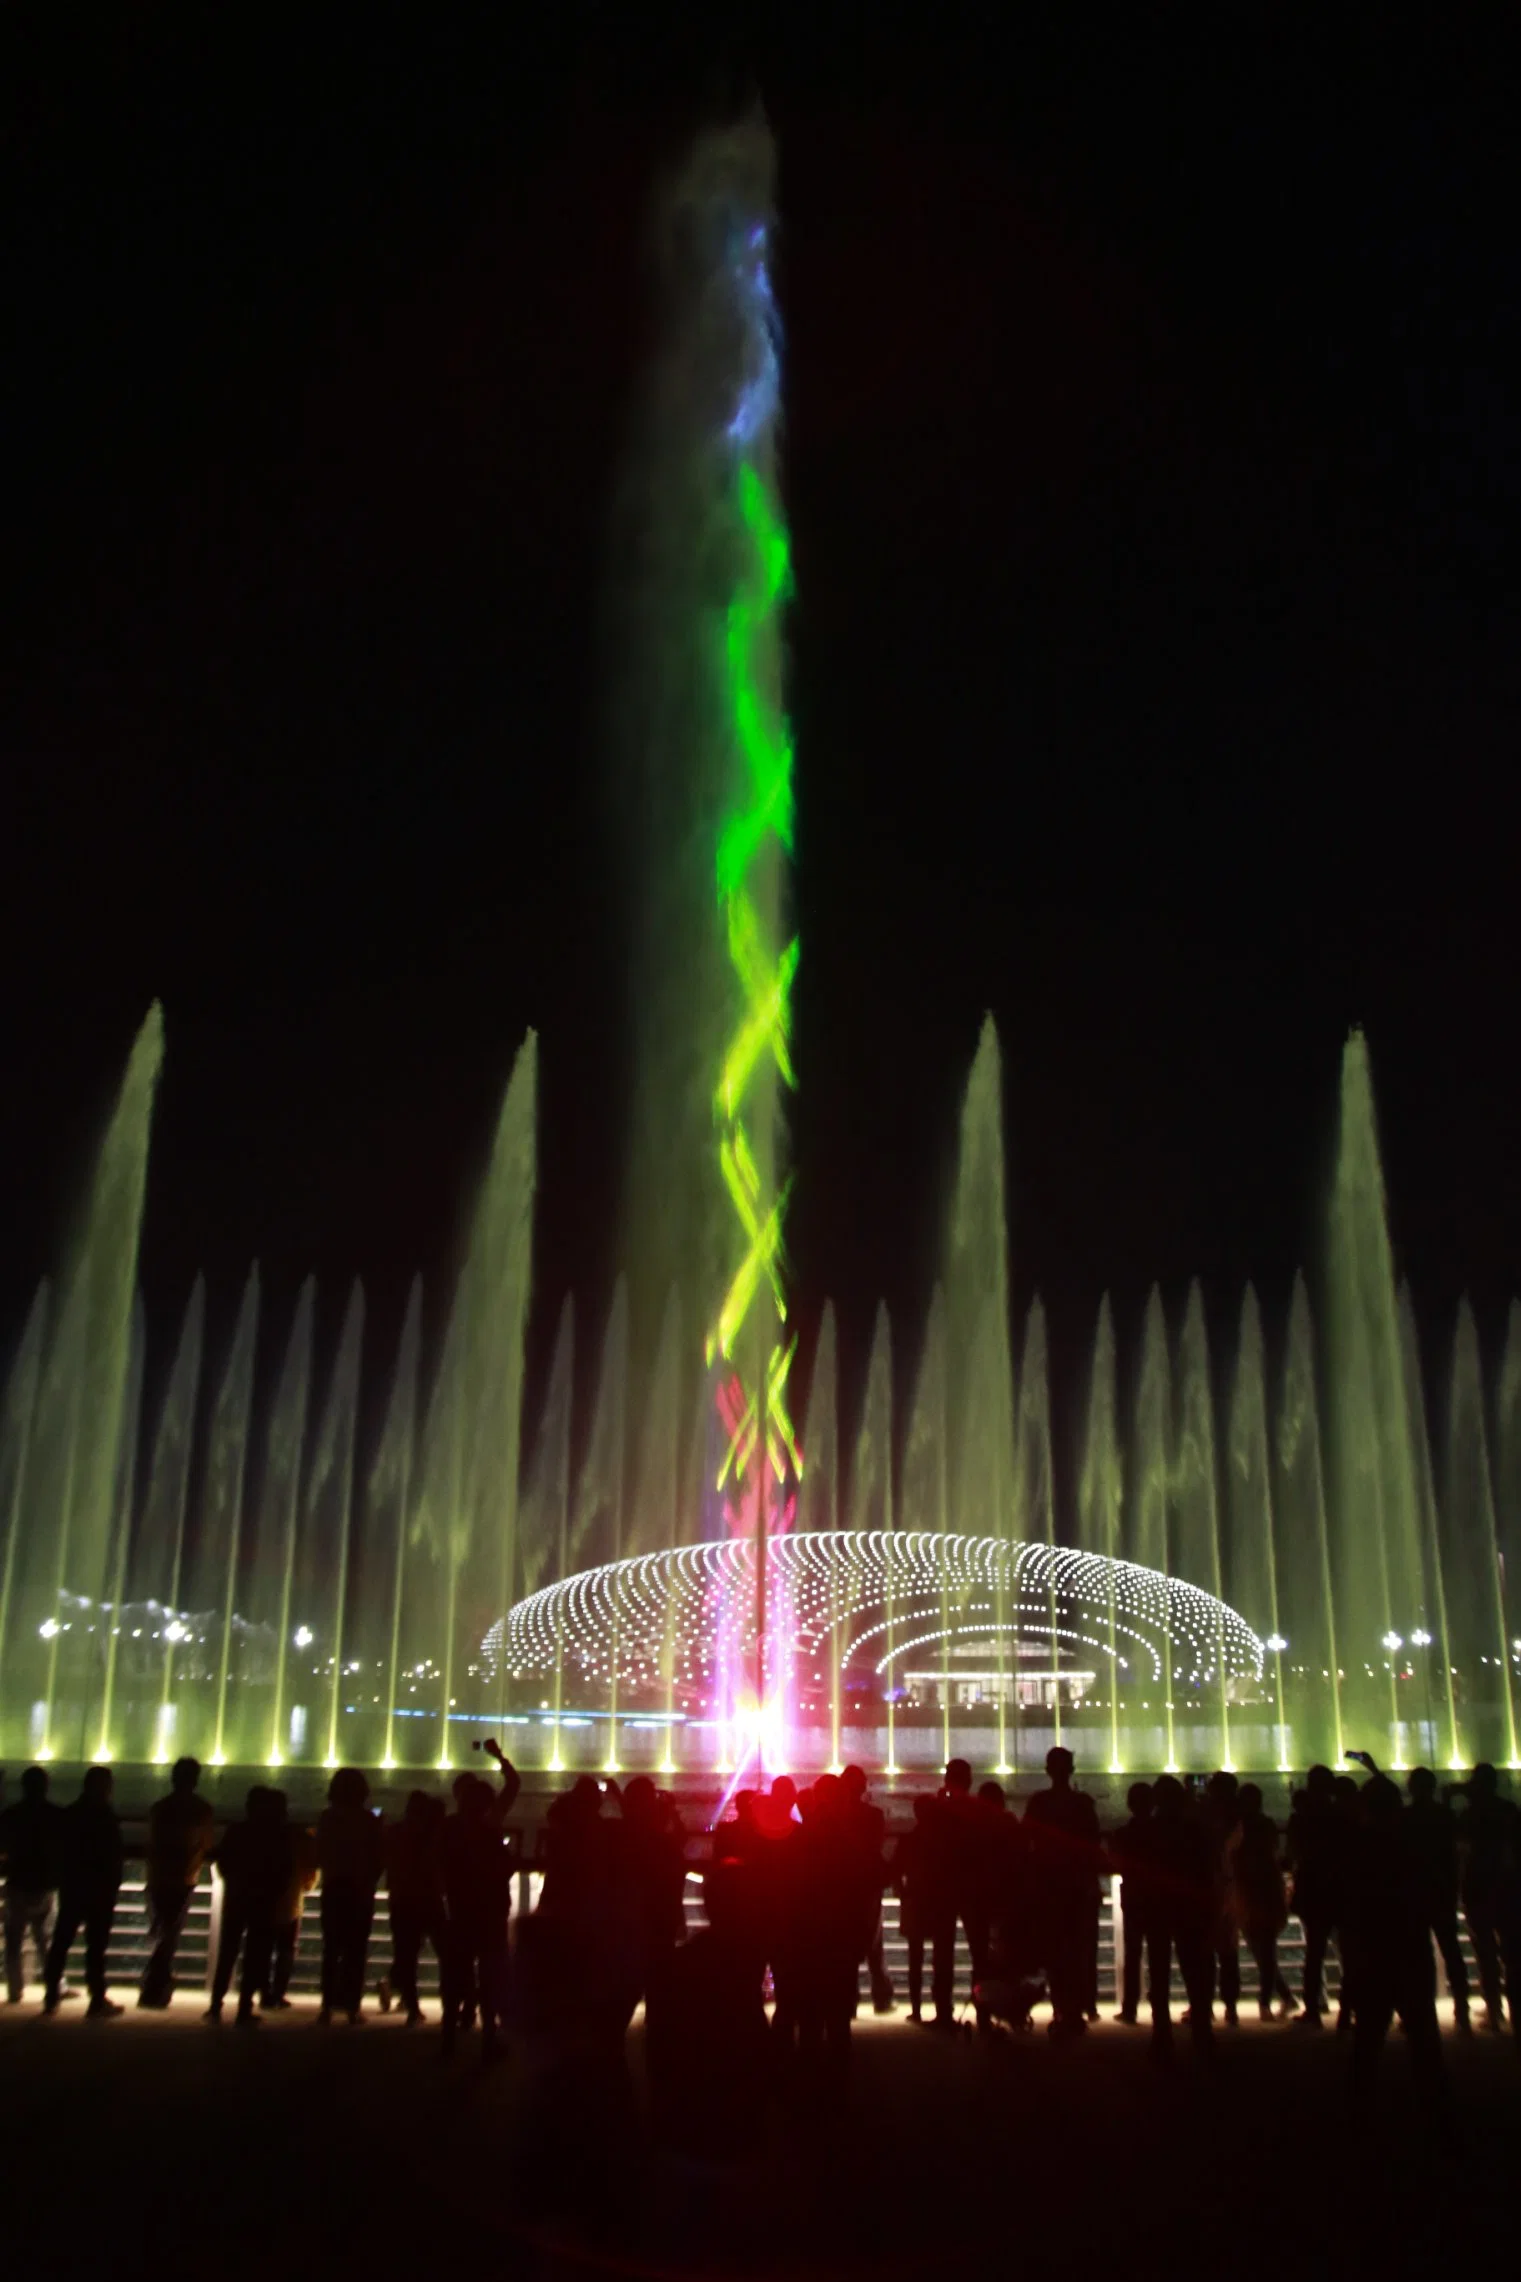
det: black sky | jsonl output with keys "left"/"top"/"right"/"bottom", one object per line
{"left": 5, "top": 9, "right": 1521, "bottom": 1452}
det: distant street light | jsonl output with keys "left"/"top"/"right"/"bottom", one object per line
{"left": 1265, "top": 1634, "right": 1288, "bottom": 1653}
{"left": 1410, "top": 1628, "right": 1432, "bottom": 1648}
{"left": 1382, "top": 1630, "right": 1403, "bottom": 1653}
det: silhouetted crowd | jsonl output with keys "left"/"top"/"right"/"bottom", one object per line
{"left": 4, "top": 1744, "right": 1519, "bottom": 2127}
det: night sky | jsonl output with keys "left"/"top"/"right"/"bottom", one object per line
{"left": 6, "top": 12, "right": 1521, "bottom": 1463}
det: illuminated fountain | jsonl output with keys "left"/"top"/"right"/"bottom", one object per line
{"left": 1, "top": 122, "right": 1519, "bottom": 1783}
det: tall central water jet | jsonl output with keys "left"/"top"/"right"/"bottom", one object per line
{"left": 618, "top": 115, "right": 799, "bottom": 1750}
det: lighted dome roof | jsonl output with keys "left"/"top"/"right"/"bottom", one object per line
{"left": 485, "top": 1532, "right": 1264, "bottom": 1704}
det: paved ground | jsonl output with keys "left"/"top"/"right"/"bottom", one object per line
{"left": 2, "top": 1991, "right": 1515, "bottom": 2278}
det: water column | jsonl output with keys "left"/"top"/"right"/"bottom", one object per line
{"left": 947, "top": 1018, "right": 1016, "bottom": 1774}
{"left": 28, "top": 1004, "right": 164, "bottom": 1761}
{"left": 1326, "top": 1032, "right": 1424, "bottom": 1765}
{"left": 588, "top": 1282, "right": 628, "bottom": 1770}
{"left": 1175, "top": 1282, "right": 1229, "bottom": 1768}
{"left": 1402, "top": 1287, "right": 1458, "bottom": 1765}
{"left": 134, "top": 1277, "right": 204, "bottom": 1766}
{"left": 261, "top": 1280, "right": 315, "bottom": 1768}
{"left": 0, "top": 1285, "right": 49, "bottom": 1756}
{"left": 1079, "top": 1296, "right": 1124, "bottom": 1771}
{"left": 1226, "top": 1286, "right": 1288, "bottom": 1769}
{"left": 637, "top": 1289, "right": 682, "bottom": 1769}
{"left": 1446, "top": 1300, "right": 1519, "bottom": 1767}
{"left": 204, "top": 1267, "right": 261, "bottom": 1768}
{"left": 800, "top": 1304, "right": 840, "bottom": 1764}
{"left": 527, "top": 1296, "right": 574, "bottom": 1771}
{"left": 1016, "top": 1298, "right": 1057, "bottom": 1753}
{"left": 903, "top": 1289, "right": 951, "bottom": 1763}
{"left": 374, "top": 1278, "right": 420, "bottom": 1771}
{"left": 852, "top": 1307, "right": 895, "bottom": 1770}
{"left": 1279, "top": 1274, "right": 1342, "bottom": 1767}
{"left": 312, "top": 1283, "right": 364, "bottom": 1768}
{"left": 612, "top": 121, "right": 798, "bottom": 1759}
{"left": 414, "top": 1032, "right": 537, "bottom": 1770}
{"left": 1496, "top": 1304, "right": 1521, "bottom": 1641}
{"left": 95, "top": 1292, "right": 145, "bottom": 1758}
{"left": 650, "top": 125, "right": 801, "bottom": 1762}
{"left": 1131, "top": 1288, "right": 1175, "bottom": 1770}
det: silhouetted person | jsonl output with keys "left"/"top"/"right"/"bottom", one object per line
{"left": 208, "top": 1784, "right": 262, "bottom": 2018}
{"left": 971, "top": 1780, "right": 1034, "bottom": 2032}
{"left": 1106, "top": 1781, "right": 1153, "bottom": 2023}
{"left": 1342, "top": 1773, "right": 1444, "bottom": 2102}
{"left": 618, "top": 1776, "right": 687, "bottom": 2023}
{"left": 140, "top": 1755, "right": 215, "bottom": 2008}
{"left": 1142, "top": 1775, "right": 1215, "bottom": 2056}
{"left": 791, "top": 1773, "right": 878, "bottom": 2097}
{"left": 44, "top": 1766, "right": 123, "bottom": 2017}
{"left": 1, "top": 1765, "right": 62, "bottom": 2002}
{"left": 1023, "top": 1747, "right": 1102, "bottom": 2037}
{"left": 749, "top": 1775, "right": 803, "bottom": 2049}
{"left": 924, "top": 1758, "right": 983, "bottom": 2030}
{"left": 893, "top": 1795, "right": 937, "bottom": 2023}
{"left": 1204, "top": 1769, "right": 1242, "bottom": 2025}
{"left": 1229, "top": 1783, "right": 1295, "bottom": 2017}
{"left": 1457, "top": 1761, "right": 1521, "bottom": 2035}
{"left": 645, "top": 1859, "right": 769, "bottom": 2166}
{"left": 208, "top": 1786, "right": 292, "bottom": 2024}
{"left": 1329, "top": 1773, "right": 1363, "bottom": 2029}
{"left": 388, "top": 1790, "right": 448, "bottom": 2025}
{"left": 1405, "top": 1767, "right": 1469, "bottom": 2029}
{"left": 267, "top": 1801, "right": 316, "bottom": 2007}
{"left": 315, "top": 1766, "right": 384, "bottom": 2024}
{"left": 1286, "top": 1764, "right": 1339, "bottom": 2023}
{"left": 840, "top": 1765, "right": 893, "bottom": 2012}
{"left": 440, "top": 1740, "right": 519, "bottom": 2057}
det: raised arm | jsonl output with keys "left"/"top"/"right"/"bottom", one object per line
{"left": 481, "top": 1738, "right": 522, "bottom": 1819}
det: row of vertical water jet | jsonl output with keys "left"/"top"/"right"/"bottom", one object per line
{"left": 786, "top": 1273, "right": 1518, "bottom": 1778}
{"left": 0, "top": 1014, "right": 539, "bottom": 1772}
{"left": 790, "top": 1024, "right": 1520, "bottom": 1775}
{"left": 3, "top": 1007, "right": 1517, "bottom": 1775}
